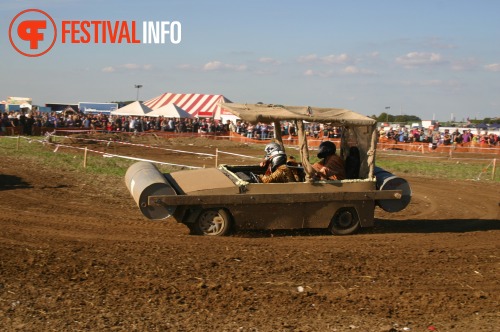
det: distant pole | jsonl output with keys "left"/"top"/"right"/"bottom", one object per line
{"left": 134, "top": 84, "right": 143, "bottom": 101}
{"left": 83, "top": 147, "right": 88, "bottom": 168}
{"left": 493, "top": 158, "right": 497, "bottom": 180}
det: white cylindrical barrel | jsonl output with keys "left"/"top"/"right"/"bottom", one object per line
{"left": 125, "top": 162, "right": 177, "bottom": 220}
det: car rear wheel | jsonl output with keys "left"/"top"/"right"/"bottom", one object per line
{"left": 328, "top": 208, "right": 360, "bottom": 235}
{"left": 191, "top": 208, "right": 232, "bottom": 236}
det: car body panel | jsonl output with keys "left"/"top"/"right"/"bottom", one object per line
{"left": 141, "top": 165, "right": 402, "bottom": 231}
{"left": 125, "top": 102, "right": 411, "bottom": 235}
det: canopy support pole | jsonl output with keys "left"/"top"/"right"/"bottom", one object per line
{"left": 296, "top": 120, "right": 315, "bottom": 181}
{"left": 273, "top": 120, "right": 284, "bottom": 152}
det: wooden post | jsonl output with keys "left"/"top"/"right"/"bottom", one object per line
{"left": 16, "top": 135, "right": 20, "bottom": 151}
{"left": 492, "top": 158, "right": 497, "bottom": 181}
{"left": 273, "top": 120, "right": 284, "bottom": 152}
{"left": 215, "top": 148, "right": 218, "bottom": 167}
{"left": 83, "top": 147, "right": 88, "bottom": 168}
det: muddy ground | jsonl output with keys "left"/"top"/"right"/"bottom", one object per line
{"left": 0, "top": 135, "right": 499, "bottom": 331}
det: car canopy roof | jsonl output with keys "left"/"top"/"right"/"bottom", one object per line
{"left": 221, "top": 103, "right": 376, "bottom": 126}
{"left": 222, "top": 103, "right": 378, "bottom": 180}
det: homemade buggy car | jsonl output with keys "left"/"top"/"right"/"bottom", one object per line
{"left": 125, "top": 103, "right": 411, "bottom": 235}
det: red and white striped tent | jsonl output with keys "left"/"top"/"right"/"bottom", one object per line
{"left": 143, "top": 93, "right": 234, "bottom": 119}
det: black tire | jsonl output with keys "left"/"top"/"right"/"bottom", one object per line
{"left": 328, "top": 208, "right": 360, "bottom": 235}
{"left": 191, "top": 208, "right": 232, "bottom": 236}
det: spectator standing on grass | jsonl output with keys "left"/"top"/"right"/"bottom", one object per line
{"left": 129, "top": 117, "right": 136, "bottom": 132}
{"left": 443, "top": 129, "right": 452, "bottom": 145}
{"left": 191, "top": 119, "right": 198, "bottom": 133}
{"left": 260, "top": 123, "right": 268, "bottom": 139}
{"left": 246, "top": 123, "right": 254, "bottom": 138}
{"left": 24, "top": 113, "right": 35, "bottom": 136}
{"left": 114, "top": 116, "right": 122, "bottom": 131}
{"left": 179, "top": 119, "right": 187, "bottom": 133}
{"left": 452, "top": 129, "right": 462, "bottom": 145}
{"left": 462, "top": 130, "right": 472, "bottom": 143}
{"left": 1, "top": 112, "right": 12, "bottom": 134}
{"left": 159, "top": 117, "right": 167, "bottom": 131}
{"left": 431, "top": 131, "right": 441, "bottom": 149}
{"left": 209, "top": 119, "right": 216, "bottom": 133}
{"left": 19, "top": 111, "right": 27, "bottom": 134}
{"left": 419, "top": 129, "right": 426, "bottom": 142}
{"left": 289, "top": 123, "right": 296, "bottom": 137}
{"left": 82, "top": 115, "right": 90, "bottom": 130}
{"left": 74, "top": 115, "right": 82, "bottom": 128}
{"left": 122, "top": 117, "right": 129, "bottom": 132}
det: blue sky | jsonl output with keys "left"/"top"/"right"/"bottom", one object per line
{"left": 1, "top": 0, "right": 499, "bottom": 121}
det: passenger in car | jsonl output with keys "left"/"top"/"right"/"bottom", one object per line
{"left": 259, "top": 142, "right": 296, "bottom": 183}
{"left": 345, "top": 146, "right": 361, "bottom": 179}
{"left": 312, "top": 141, "right": 346, "bottom": 180}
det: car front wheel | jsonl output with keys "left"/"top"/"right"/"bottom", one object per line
{"left": 191, "top": 208, "right": 232, "bottom": 236}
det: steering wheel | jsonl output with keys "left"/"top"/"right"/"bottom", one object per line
{"left": 249, "top": 172, "right": 261, "bottom": 183}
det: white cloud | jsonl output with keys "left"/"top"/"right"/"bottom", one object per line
{"left": 342, "top": 66, "right": 376, "bottom": 75}
{"left": 302, "top": 69, "right": 334, "bottom": 78}
{"left": 396, "top": 52, "right": 445, "bottom": 68}
{"left": 304, "top": 69, "right": 314, "bottom": 76}
{"left": 259, "top": 57, "right": 281, "bottom": 65}
{"left": 485, "top": 63, "right": 500, "bottom": 72}
{"left": 322, "top": 53, "right": 350, "bottom": 64}
{"left": 298, "top": 53, "right": 351, "bottom": 65}
{"left": 101, "top": 63, "right": 153, "bottom": 73}
{"left": 102, "top": 66, "right": 115, "bottom": 73}
{"left": 303, "top": 66, "right": 374, "bottom": 77}
{"left": 202, "top": 61, "right": 247, "bottom": 72}
{"left": 123, "top": 63, "right": 139, "bottom": 69}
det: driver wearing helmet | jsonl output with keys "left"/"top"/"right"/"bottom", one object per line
{"left": 312, "top": 141, "right": 345, "bottom": 180}
{"left": 259, "top": 142, "right": 296, "bottom": 183}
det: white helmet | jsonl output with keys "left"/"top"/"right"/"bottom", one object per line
{"left": 264, "top": 143, "right": 286, "bottom": 171}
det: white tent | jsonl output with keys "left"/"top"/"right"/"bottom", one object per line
{"left": 19, "top": 102, "right": 32, "bottom": 110}
{"left": 147, "top": 103, "right": 193, "bottom": 118}
{"left": 110, "top": 101, "right": 153, "bottom": 116}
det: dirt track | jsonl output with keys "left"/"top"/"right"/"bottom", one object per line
{"left": 1, "top": 137, "right": 499, "bottom": 331}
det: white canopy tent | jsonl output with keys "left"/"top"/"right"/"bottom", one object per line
{"left": 19, "top": 103, "right": 32, "bottom": 110}
{"left": 110, "top": 101, "right": 153, "bottom": 116}
{"left": 146, "top": 103, "right": 193, "bottom": 118}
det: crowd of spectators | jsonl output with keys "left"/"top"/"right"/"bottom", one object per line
{"left": 380, "top": 126, "right": 499, "bottom": 147}
{"left": 1, "top": 109, "right": 499, "bottom": 148}
{"left": 1, "top": 110, "right": 232, "bottom": 135}
{"left": 1, "top": 109, "right": 343, "bottom": 140}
